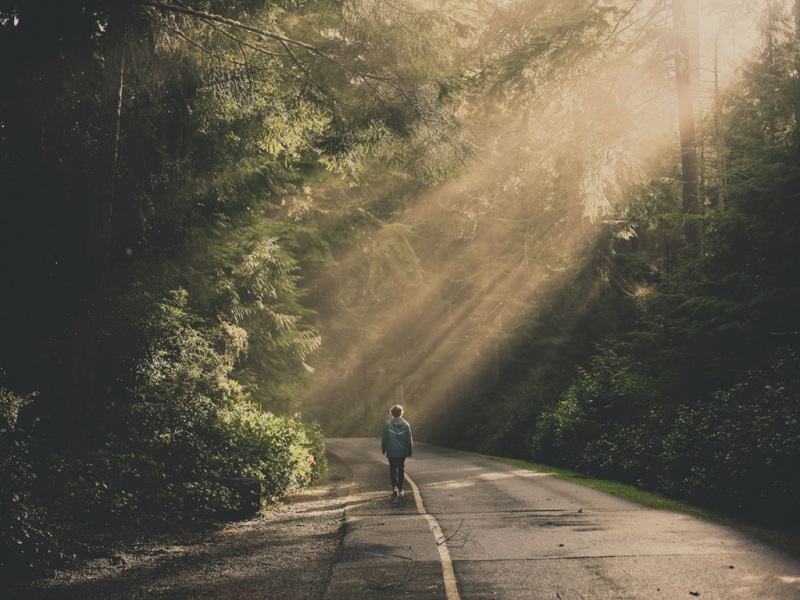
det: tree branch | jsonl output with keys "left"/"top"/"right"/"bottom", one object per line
{"left": 138, "top": 1, "right": 408, "bottom": 90}
{"left": 136, "top": 0, "right": 327, "bottom": 56}
{"left": 136, "top": 0, "right": 452, "bottom": 139}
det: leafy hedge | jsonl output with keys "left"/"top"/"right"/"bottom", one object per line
{"left": 51, "top": 290, "right": 326, "bottom": 524}
{"left": 0, "top": 382, "right": 58, "bottom": 573}
{"left": 1, "top": 289, "right": 327, "bottom": 575}
{"left": 531, "top": 347, "right": 800, "bottom": 527}
{"left": 54, "top": 407, "right": 325, "bottom": 523}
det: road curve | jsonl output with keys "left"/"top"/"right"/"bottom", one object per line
{"left": 324, "top": 438, "right": 800, "bottom": 599}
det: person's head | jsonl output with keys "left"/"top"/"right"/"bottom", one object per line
{"left": 390, "top": 404, "right": 404, "bottom": 418}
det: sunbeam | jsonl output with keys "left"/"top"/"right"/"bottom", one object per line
{"left": 291, "top": 0, "right": 770, "bottom": 440}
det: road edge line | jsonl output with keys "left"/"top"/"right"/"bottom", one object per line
{"left": 404, "top": 474, "right": 461, "bottom": 600}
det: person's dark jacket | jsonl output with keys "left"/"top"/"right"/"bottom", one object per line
{"left": 381, "top": 417, "right": 413, "bottom": 458}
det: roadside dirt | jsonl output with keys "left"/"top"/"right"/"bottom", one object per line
{"left": 3, "top": 454, "right": 353, "bottom": 600}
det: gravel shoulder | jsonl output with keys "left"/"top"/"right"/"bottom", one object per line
{"left": 3, "top": 453, "right": 353, "bottom": 600}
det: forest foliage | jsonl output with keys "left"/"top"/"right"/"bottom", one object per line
{"left": 2, "top": 0, "right": 800, "bottom": 576}
{"left": 1, "top": 0, "right": 451, "bottom": 573}
{"left": 436, "top": 0, "right": 800, "bottom": 531}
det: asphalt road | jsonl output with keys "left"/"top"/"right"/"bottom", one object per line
{"left": 324, "top": 438, "right": 800, "bottom": 599}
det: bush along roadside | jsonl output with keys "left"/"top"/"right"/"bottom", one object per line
{"left": 0, "top": 290, "right": 327, "bottom": 578}
{"left": 2, "top": 391, "right": 327, "bottom": 579}
{"left": 530, "top": 345, "right": 800, "bottom": 531}
{"left": 0, "top": 381, "right": 60, "bottom": 575}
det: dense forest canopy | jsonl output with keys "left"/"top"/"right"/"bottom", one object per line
{"left": 2, "top": 0, "right": 800, "bottom": 574}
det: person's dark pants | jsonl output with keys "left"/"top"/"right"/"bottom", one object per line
{"left": 388, "top": 456, "right": 407, "bottom": 491}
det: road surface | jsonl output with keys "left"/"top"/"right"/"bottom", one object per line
{"left": 325, "top": 438, "right": 800, "bottom": 599}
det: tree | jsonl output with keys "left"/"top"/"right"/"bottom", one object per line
{"left": 672, "top": 0, "right": 702, "bottom": 251}
{"left": 0, "top": 0, "right": 469, "bottom": 447}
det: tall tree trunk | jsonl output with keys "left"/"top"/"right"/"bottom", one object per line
{"left": 794, "top": 0, "right": 800, "bottom": 154}
{"left": 713, "top": 38, "right": 727, "bottom": 212}
{"left": 673, "top": 0, "right": 702, "bottom": 252}
{"left": 67, "top": 2, "right": 129, "bottom": 456}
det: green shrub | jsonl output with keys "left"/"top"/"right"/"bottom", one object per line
{"left": 531, "top": 345, "right": 655, "bottom": 467}
{"left": 0, "top": 381, "right": 57, "bottom": 574}
{"left": 56, "top": 290, "right": 326, "bottom": 524}
{"left": 217, "top": 404, "right": 325, "bottom": 502}
{"left": 659, "top": 348, "right": 800, "bottom": 521}
{"left": 566, "top": 348, "right": 800, "bottom": 528}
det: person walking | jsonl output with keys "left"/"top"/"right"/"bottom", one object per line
{"left": 381, "top": 404, "right": 413, "bottom": 496}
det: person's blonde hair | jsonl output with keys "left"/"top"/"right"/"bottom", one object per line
{"left": 390, "top": 404, "right": 404, "bottom": 418}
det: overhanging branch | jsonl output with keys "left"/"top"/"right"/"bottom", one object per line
{"left": 136, "top": 0, "right": 327, "bottom": 56}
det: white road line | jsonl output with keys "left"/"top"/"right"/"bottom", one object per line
{"left": 341, "top": 441, "right": 462, "bottom": 600}
{"left": 404, "top": 473, "right": 461, "bottom": 600}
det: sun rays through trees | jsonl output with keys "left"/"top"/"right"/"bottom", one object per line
{"left": 2, "top": 0, "right": 800, "bottom": 576}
